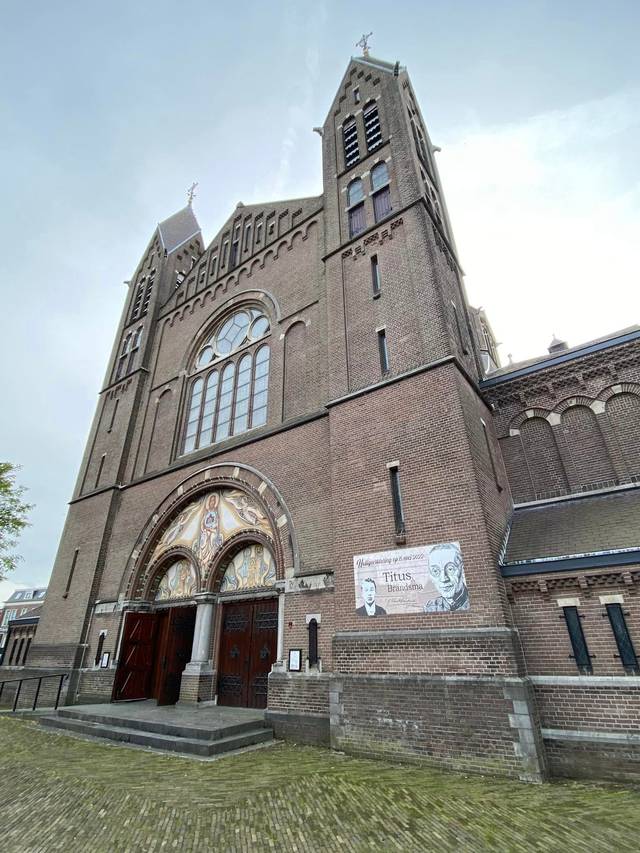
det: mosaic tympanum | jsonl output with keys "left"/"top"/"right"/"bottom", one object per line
{"left": 155, "top": 560, "right": 197, "bottom": 601}
{"left": 150, "top": 489, "right": 272, "bottom": 571}
{"left": 219, "top": 543, "right": 276, "bottom": 592}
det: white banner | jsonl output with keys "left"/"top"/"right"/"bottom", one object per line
{"left": 353, "top": 542, "right": 469, "bottom": 616}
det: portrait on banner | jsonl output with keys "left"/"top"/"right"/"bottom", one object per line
{"left": 353, "top": 542, "right": 469, "bottom": 616}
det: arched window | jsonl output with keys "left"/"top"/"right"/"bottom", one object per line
{"left": 183, "top": 377, "right": 204, "bottom": 453}
{"left": 347, "top": 178, "right": 364, "bottom": 206}
{"left": 371, "top": 162, "right": 389, "bottom": 191}
{"left": 347, "top": 178, "right": 366, "bottom": 238}
{"left": 215, "top": 362, "right": 236, "bottom": 442}
{"left": 182, "top": 308, "right": 271, "bottom": 454}
{"left": 343, "top": 117, "right": 360, "bottom": 168}
{"left": 371, "top": 161, "right": 392, "bottom": 223}
{"left": 252, "top": 346, "right": 270, "bottom": 427}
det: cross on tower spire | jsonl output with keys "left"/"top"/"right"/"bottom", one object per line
{"left": 356, "top": 32, "right": 373, "bottom": 57}
{"left": 187, "top": 182, "right": 198, "bottom": 206}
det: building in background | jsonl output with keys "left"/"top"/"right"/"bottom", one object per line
{"left": 0, "top": 588, "right": 47, "bottom": 656}
{"left": 10, "top": 51, "right": 640, "bottom": 783}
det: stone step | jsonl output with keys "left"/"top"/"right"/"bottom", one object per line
{"left": 39, "top": 714, "right": 273, "bottom": 757}
{"left": 55, "top": 706, "right": 265, "bottom": 742}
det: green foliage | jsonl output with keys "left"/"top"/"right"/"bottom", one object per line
{"left": 0, "top": 462, "right": 33, "bottom": 580}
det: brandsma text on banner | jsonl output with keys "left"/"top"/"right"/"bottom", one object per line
{"left": 353, "top": 542, "right": 469, "bottom": 616}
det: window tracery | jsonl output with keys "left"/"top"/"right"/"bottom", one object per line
{"left": 182, "top": 307, "right": 271, "bottom": 454}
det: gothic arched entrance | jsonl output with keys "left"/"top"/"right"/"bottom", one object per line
{"left": 115, "top": 469, "right": 291, "bottom": 708}
{"left": 212, "top": 540, "right": 278, "bottom": 709}
{"left": 112, "top": 554, "right": 199, "bottom": 705}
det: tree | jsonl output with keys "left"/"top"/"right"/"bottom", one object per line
{"left": 0, "top": 462, "right": 33, "bottom": 580}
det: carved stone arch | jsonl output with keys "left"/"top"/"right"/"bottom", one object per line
{"left": 120, "top": 462, "right": 296, "bottom": 603}
{"left": 275, "top": 239, "right": 289, "bottom": 259}
{"left": 599, "top": 381, "right": 640, "bottom": 401}
{"left": 249, "top": 258, "right": 261, "bottom": 277}
{"left": 204, "top": 529, "right": 277, "bottom": 594}
{"left": 141, "top": 546, "right": 201, "bottom": 602}
{"left": 555, "top": 395, "right": 600, "bottom": 415}
{"left": 508, "top": 407, "right": 553, "bottom": 435}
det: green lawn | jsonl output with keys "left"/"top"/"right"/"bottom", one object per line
{"left": 1, "top": 716, "right": 639, "bottom": 851}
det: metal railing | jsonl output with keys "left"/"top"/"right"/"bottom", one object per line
{"left": 0, "top": 673, "right": 68, "bottom": 713}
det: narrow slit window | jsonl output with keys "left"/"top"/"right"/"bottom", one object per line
{"left": 95, "top": 631, "right": 107, "bottom": 667}
{"left": 244, "top": 224, "right": 252, "bottom": 252}
{"left": 481, "top": 420, "right": 503, "bottom": 491}
{"left": 606, "top": 603, "right": 640, "bottom": 674}
{"left": 308, "top": 618, "right": 319, "bottom": 667}
{"left": 353, "top": 87, "right": 360, "bottom": 104}
{"left": 562, "top": 606, "right": 593, "bottom": 673}
{"left": 107, "top": 398, "right": 119, "bottom": 433}
{"left": 229, "top": 240, "right": 239, "bottom": 270}
{"left": 64, "top": 549, "right": 79, "bottom": 598}
{"left": 388, "top": 465, "right": 406, "bottom": 534}
{"left": 377, "top": 328, "right": 389, "bottom": 374}
{"left": 22, "top": 637, "right": 31, "bottom": 665}
{"left": 371, "top": 254, "right": 381, "bottom": 296}
{"left": 221, "top": 240, "right": 228, "bottom": 267}
{"left": 256, "top": 221, "right": 263, "bottom": 243}
{"left": 94, "top": 454, "right": 106, "bottom": 489}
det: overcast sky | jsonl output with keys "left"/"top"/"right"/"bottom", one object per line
{"left": 1, "top": 0, "right": 639, "bottom": 591}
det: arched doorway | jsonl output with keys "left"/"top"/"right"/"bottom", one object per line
{"left": 213, "top": 541, "right": 278, "bottom": 709}
{"left": 112, "top": 556, "right": 198, "bottom": 705}
{"left": 116, "top": 475, "right": 288, "bottom": 708}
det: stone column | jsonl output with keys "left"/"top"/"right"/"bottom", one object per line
{"left": 179, "top": 593, "right": 217, "bottom": 704}
{"left": 271, "top": 581, "right": 286, "bottom": 673}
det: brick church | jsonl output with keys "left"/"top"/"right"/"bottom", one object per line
{"left": 23, "top": 51, "right": 640, "bottom": 782}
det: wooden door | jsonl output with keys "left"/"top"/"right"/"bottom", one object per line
{"left": 217, "top": 599, "right": 278, "bottom": 709}
{"left": 112, "top": 612, "right": 157, "bottom": 701}
{"left": 156, "top": 606, "right": 196, "bottom": 706}
{"left": 217, "top": 602, "right": 253, "bottom": 707}
{"left": 247, "top": 599, "right": 278, "bottom": 709}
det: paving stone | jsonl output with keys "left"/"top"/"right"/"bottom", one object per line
{"left": 2, "top": 717, "right": 640, "bottom": 851}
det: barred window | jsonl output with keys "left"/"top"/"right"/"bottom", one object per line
{"left": 182, "top": 308, "right": 271, "bottom": 454}
{"left": 343, "top": 118, "right": 360, "bottom": 168}
{"left": 364, "top": 102, "right": 382, "bottom": 151}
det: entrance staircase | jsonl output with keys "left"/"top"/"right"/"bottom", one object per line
{"left": 39, "top": 701, "right": 274, "bottom": 757}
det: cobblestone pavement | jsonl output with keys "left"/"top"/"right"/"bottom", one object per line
{"left": 2, "top": 717, "right": 640, "bottom": 852}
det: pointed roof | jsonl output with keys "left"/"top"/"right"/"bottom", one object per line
{"left": 157, "top": 205, "right": 201, "bottom": 254}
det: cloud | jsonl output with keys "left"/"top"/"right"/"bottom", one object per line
{"left": 437, "top": 89, "right": 640, "bottom": 363}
